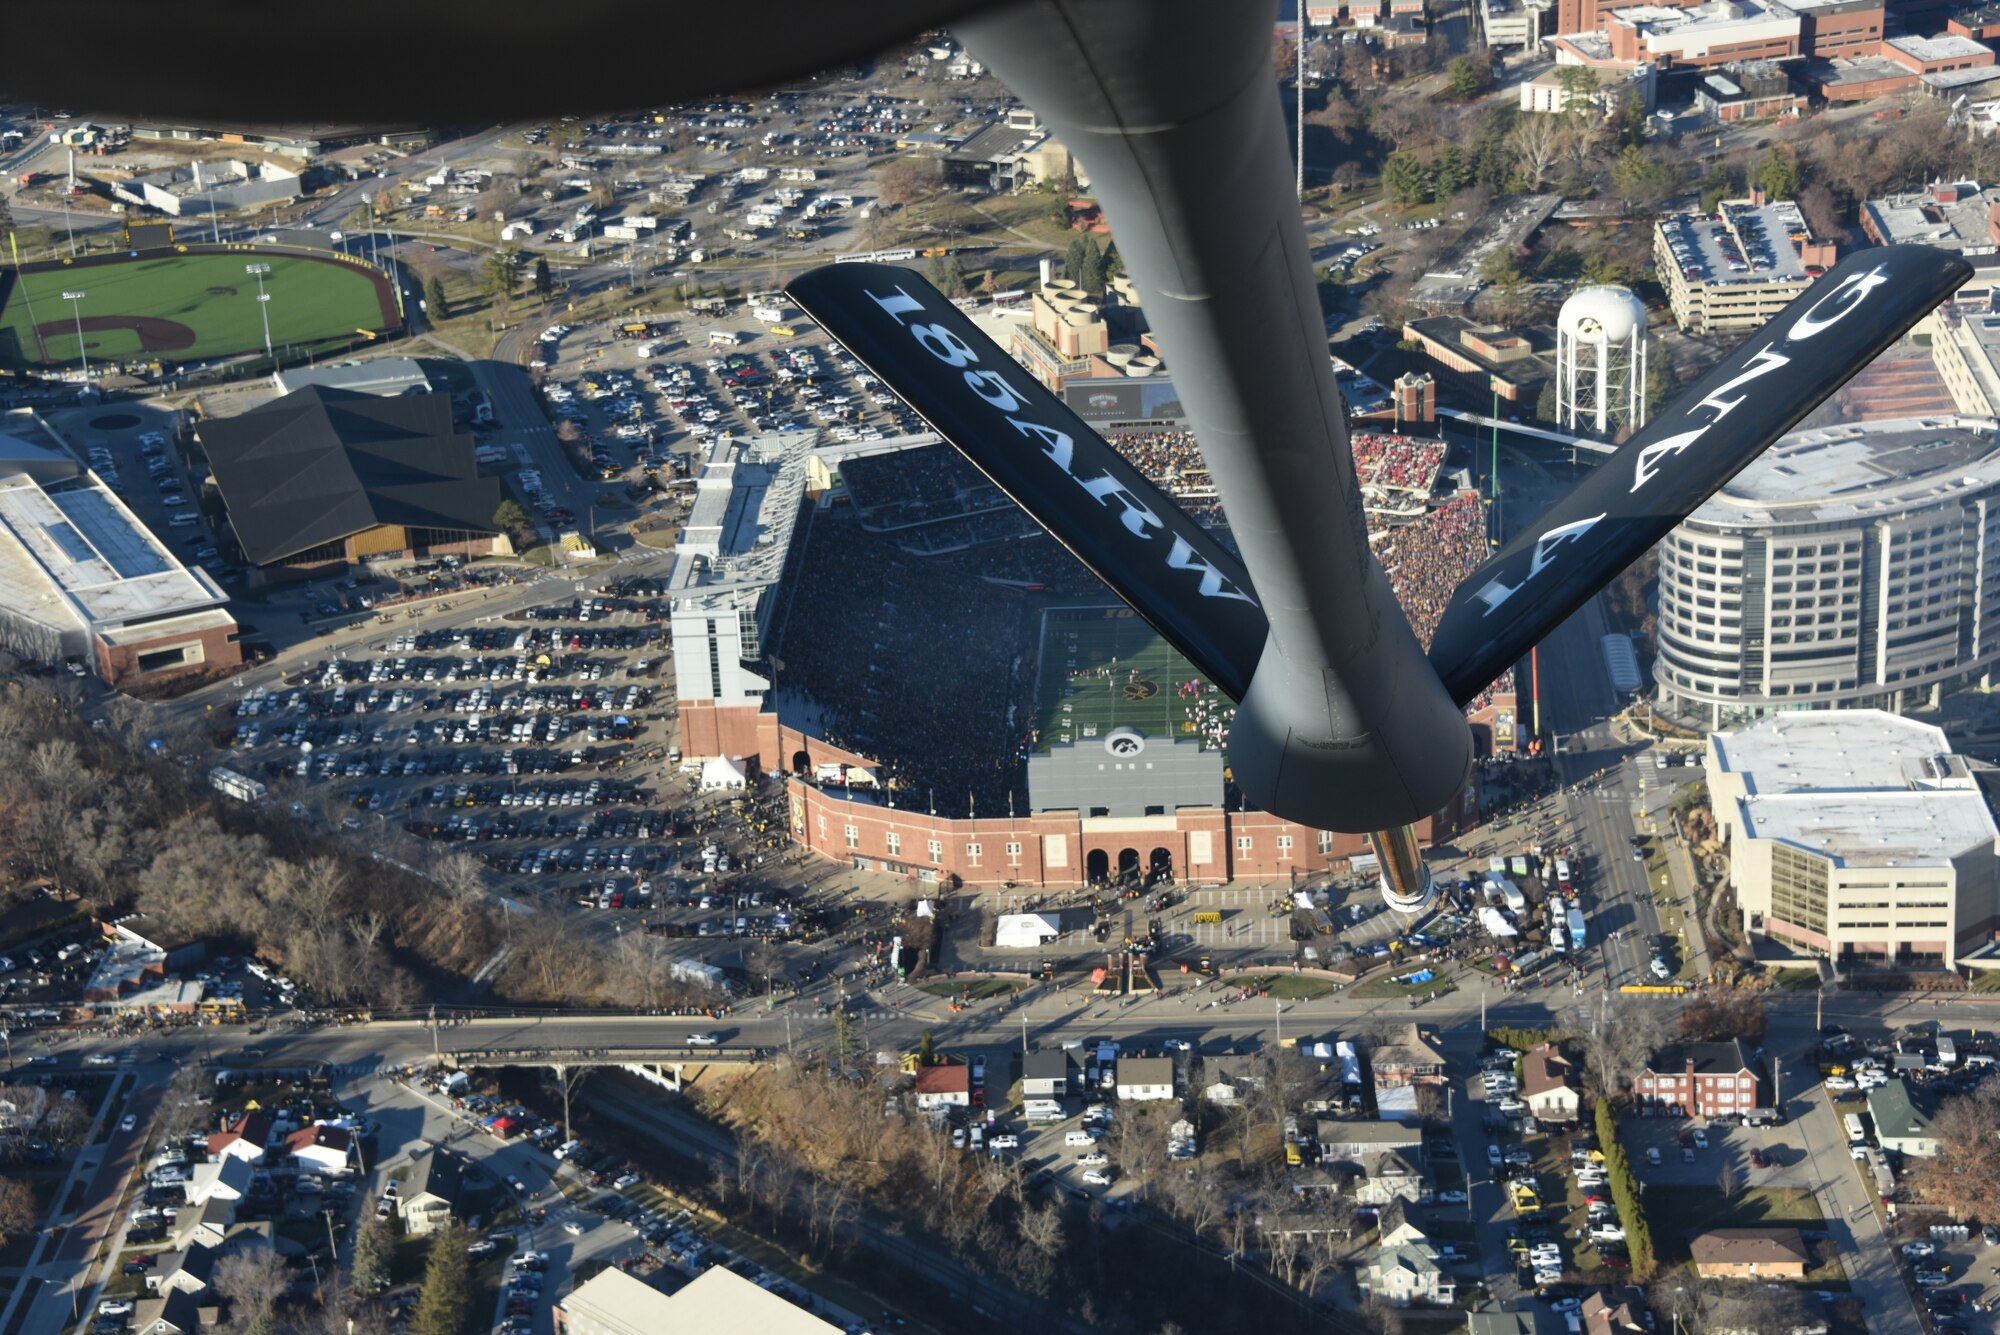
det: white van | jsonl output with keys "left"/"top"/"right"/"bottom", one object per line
{"left": 1064, "top": 1130, "right": 1099, "bottom": 1147}
{"left": 169, "top": 512, "right": 199, "bottom": 527}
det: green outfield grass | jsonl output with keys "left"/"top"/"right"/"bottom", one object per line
{"left": 0, "top": 251, "right": 392, "bottom": 369}
{"left": 1031, "top": 604, "right": 1234, "bottom": 752}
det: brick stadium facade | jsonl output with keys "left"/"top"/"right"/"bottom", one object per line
{"left": 680, "top": 698, "right": 1476, "bottom": 888}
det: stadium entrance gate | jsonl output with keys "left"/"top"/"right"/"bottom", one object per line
{"left": 1118, "top": 848, "right": 1140, "bottom": 879}
{"left": 1087, "top": 849, "right": 1110, "bottom": 883}
{"left": 1151, "top": 847, "right": 1173, "bottom": 883}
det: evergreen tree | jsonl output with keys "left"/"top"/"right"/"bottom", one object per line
{"left": 918, "top": 1030, "right": 936, "bottom": 1066}
{"left": 483, "top": 248, "right": 520, "bottom": 300}
{"left": 1434, "top": 145, "right": 1469, "bottom": 200}
{"left": 423, "top": 276, "right": 450, "bottom": 322}
{"left": 351, "top": 1212, "right": 391, "bottom": 1294}
{"left": 1382, "top": 151, "right": 1432, "bottom": 205}
{"left": 1445, "top": 56, "right": 1487, "bottom": 100}
{"left": 1078, "top": 236, "right": 1107, "bottom": 294}
{"left": 1063, "top": 235, "right": 1092, "bottom": 286}
{"left": 1750, "top": 145, "right": 1800, "bottom": 201}
{"left": 941, "top": 255, "right": 967, "bottom": 297}
{"left": 408, "top": 1222, "right": 470, "bottom": 1335}
{"left": 534, "top": 255, "right": 554, "bottom": 300}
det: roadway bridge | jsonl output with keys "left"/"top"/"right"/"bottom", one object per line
{"left": 443, "top": 1044, "right": 769, "bottom": 1067}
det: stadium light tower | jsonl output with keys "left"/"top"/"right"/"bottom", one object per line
{"left": 60, "top": 290, "right": 87, "bottom": 388}
{"left": 246, "top": 264, "right": 274, "bottom": 365}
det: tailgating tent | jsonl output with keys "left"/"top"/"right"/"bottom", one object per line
{"left": 1478, "top": 906, "right": 1519, "bottom": 938}
{"left": 994, "top": 912, "right": 1063, "bottom": 949}
{"left": 700, "top": 755, "right": 749, "bottom": 791}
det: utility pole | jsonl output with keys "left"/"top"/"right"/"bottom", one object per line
{"left": 428, "top": 1003, "right": 440, "bottom": 1064}
{"left": 1020, "top": 1009, "right": 1028, "bottom": 1056}
{"left": 1275, "top": 997, "right": 1283, "bottom": 1048}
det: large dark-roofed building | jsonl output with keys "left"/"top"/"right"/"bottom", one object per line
{"left": 199, "top": 385, "right": 509, "bottom": 578}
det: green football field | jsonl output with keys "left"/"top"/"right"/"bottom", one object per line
{"left": 1031, "top": 604, "right": 1235, "bottom": 752}
{"left": 0, "top": 252, "right": 393, "bottom": 369}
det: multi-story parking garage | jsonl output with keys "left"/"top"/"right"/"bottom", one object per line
{"left": 1655, "top": 415, "right": 2000, "bottom": 730}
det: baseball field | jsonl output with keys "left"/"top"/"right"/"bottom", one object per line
{"left": 0, "top": 250, "right": 397, "bottom": 370}
{"left": 1031, "top": 604, "right": 1235, "bottom": 753}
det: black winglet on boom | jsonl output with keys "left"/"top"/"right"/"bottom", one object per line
{"left": 786, "top": 263, "right": 1271, "bottom": 701}
{"left": 1426, "top": 245, "right": 1971, "bottom": 709}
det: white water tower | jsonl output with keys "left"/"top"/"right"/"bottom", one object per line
{"left": 1556, "top": 285, "right": 1649, "bottom": 438}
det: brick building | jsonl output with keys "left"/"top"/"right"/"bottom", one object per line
{"left": 1631, "top": 1040, "right": 1761, "bottom": 1117}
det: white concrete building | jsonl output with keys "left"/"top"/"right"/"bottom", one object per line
{"left": 1707, "top": 710, "right": 2000, "bottom": 967}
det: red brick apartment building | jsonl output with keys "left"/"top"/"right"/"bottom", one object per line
{"left": 1631, "top": 1041, "right": 1762, "bottom": 1117}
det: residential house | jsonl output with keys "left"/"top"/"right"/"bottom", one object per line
{"left": 1522, "top": 1044, "right": 1581, "bottom": 1124}
{"left": 285, "top": 1124, "right": 352, "bottom": 1176}
{"left": 1867, "top": 1079, "right": 1942, "bottom": 1158}
{"left": 1357, "top": 1242, "right": 1456, "bottom": 1307}
{"left": 556, "top": 1255, "right": 843, "bottom": 1335}
{"left": 1353, "top": 1148, "right": 1425, "bottom": 1206}
{"left": 1468, "top": 1309, "right": 1568, "bottom": 1335}
{"left": 1581, "top": 1286, "right": 1651, "bottom": 1335}
{"left": 1631, "top": 1040, "right": 1761, "bottom": 1118}
{"left": 1690, "top": 1227, "right": 1809, "bottom": 1279}
{"left": 399, "top": 1148, "right": 464, "bottom": 1235}
{"left": 131, "top": 1290, "right": 214, "bottom": 1335}
{"left": 1371, "top": 1024, "right": 1447, "bottom": 1087}
{"left": 1115, "top": 1056, "right": 1176, "bottom": 1102}
{"left": 148, "top": 1242, "right": 217, "bottom": 1297}
{"left": 173, "top": 1198, "right": 236, "bottom": 1252}
{"left": 913, "top": 1064, "right": 971, "bottom": 1111}
{"left": 1316, "top": 1118, "right": 1423, "bottom": 1166}
{"left": 1021, "top": 1049, "right": 1075, "bottom": 1099}
{"left": 205, "top": 1112, "right": 270, "bottom": 1165}
{"left": 183, "top": 1155, "right": 253, "bottom": 1207}
{"left": 1201, "top": 1054, "right": 1264, "bottom": 1105}
{"left": 0, "top": 1086, "right": 46, "bottom": 1130}
{"left": 1377, "top": 1198, "right": 1430, "bottom": 1248}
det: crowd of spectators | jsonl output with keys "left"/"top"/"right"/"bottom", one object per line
{"left": 842, "top": 446, "right": 1014, "bottom": 533}
{"left": 1372, "top": 490, "right": 1514, "bottom": 714}
{"left": 1351, "top": 433, "right": 1447, "bottom": 497}
{"left": 1374, "top": 491, "right": 1487, "bottom": 651}
{"left": 1105, "top": 428, "right": 1226, "bottom": 528}
{"left": 773, "top": 508, "right": 1027, "bottom": 817}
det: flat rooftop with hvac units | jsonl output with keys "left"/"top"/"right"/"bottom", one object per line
{"left": 0, "top": 410, "right": 238, "bottom": 685}
{"left": 197, "top": 385, "right": 507, "bottom": 581}
{"left": 1708, "top": 710, "right": 2000, "bottom": 968}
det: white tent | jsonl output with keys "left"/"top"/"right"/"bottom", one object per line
{"left": 1478, "top": 906, "right": 1519, "bottom": 938}
{"left": 994, "top": 912, "right": 1062, "bottom": 949}
{"left": 700, "top": 755, "right": 749, "bottom": 791}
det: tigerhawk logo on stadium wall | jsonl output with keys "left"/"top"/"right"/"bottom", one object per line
{"left": 857, "top": 282, "right": 1258, "bottom": 609}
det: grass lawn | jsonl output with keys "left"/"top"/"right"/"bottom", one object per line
{"left": 0, "top": 252, "right": 391, "bottom": 369}
{"left": 1770, "top": 966, "right": 1822, "bottom": 990}
{"left": 1645, "top": 1185, "right": 1846, "bottom": 1284}
{"left": 918, "top": 978, "right": 1023, "bottom": 1000}
{"left": 1351, "top": 971, "right": 1457, "bottom": 1001}
{"left": 1970, "top": 969, "right": 2000, "bottom": 993}
{"left": 1228, "top": 972, "right": 1341, "bottom": 1000}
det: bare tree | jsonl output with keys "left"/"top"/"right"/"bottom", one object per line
{"left": 1580, "top": 996, "right": 1673, "bottom": 1100}
{"left": 215, "top": 1249, "right": 290, "bottom": 1327}
{"left": 1508, "top": 115, "right": 1563, "bottom": 192}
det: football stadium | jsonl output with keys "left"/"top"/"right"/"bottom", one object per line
{"left": 667, "top": 424, "right": 1500, "bottom": 888}
{"left": 0, "top": 247, "right": 398, "bottom": 371}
